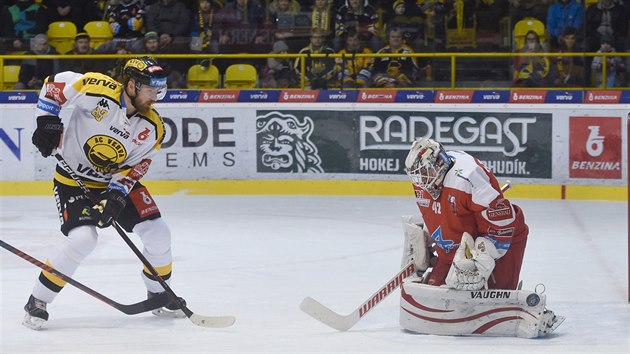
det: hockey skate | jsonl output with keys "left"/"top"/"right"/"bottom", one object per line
{"left": 23, "top": 295, "right": 49, "bottom": 330}
{"left": 148, "top": 291, "right": 187, "bottom": 318}
{"left": 538, "top": 309, "right": 565, "bottom": 337}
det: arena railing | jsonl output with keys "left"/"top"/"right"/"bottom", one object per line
{"left": 1, "top": 52, "right": 629, "bottom": 90}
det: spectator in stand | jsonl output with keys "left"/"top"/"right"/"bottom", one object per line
{"left": 15, "top": 34, "right": 60, "bottom": 89}
{"left": 552, "top": 26, "right": 584, "bottom": 87}
{"left": 509, "top": 0, "right": 549, "bottom": 24}
{"left": 215, "top": 0, "right": 267, "bottom": 70}
{"left": 261, "top": 40, "right": 297, "bottom": 88}
{"left": 107, "top": 0, "right": 147, "bottom": 39}
{"left": 335, "top": 28, "right": 373, "bottom": 88}
{"left": 513, "top": 30, "right": 550, "bottom": 87}
{"left": 333, "top": 0, "right": 381, "bottom": 52}
{"left": 267, "top": 0, "right": 305, "bottom": 52}
{"left": 585, "top": 0, "right": 627, "bottom": 53}
{"left": 294, "top": 28, "right": 336, "bottom": 89}
{"left": 145, "top": 0, "right": 191, "bottom": 49}
{"left": 190, "top": 0, "right": 219, "bottom": 53}
{"left": 384, "top": 0, "right": 424, "bottom": 52}
{"left": 45, "top": 0, "right": 83, "bottom": 28}
{"left": 0, "top": 0, "right": 48, "bottom": 53}
{"left": 546, "top": 0, "right": 584, "bottom": 50}
{"left": 591, "top": 35, "right": 625, "bottom": 88}
{"left": 416, "top": 0, "right": 447, "bottom": 51}
{"left": 309, "top": 0, "right": 334, "bottom": 37}
{"left": 130, "top": 31, "right": 188, "bottom": 88}
{"left": 368, "top": 26, "right": 425, "bottom": 88}
{"left": 94, "top": 40, "right": 131, "bottom": 79}
{"left": 60, "top": 32, "right": 98, "bottom": 73}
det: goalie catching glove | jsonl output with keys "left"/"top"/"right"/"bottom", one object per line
{"left": 445, "top": 232, "right": 501, "bottom": 290}
{"left": 93, "top": 189, "right": 127, "bottom": 228}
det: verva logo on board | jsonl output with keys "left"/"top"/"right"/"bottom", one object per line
{"left": 569, "top": 116, "right": 621, "bottom": 179}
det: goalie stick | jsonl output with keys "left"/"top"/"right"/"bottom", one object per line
{"left": 300, "top": 181, "right": 513, "bottom": 331}
{"left": 0, "top": 239, "right": 169, "bottom": 315}
{"left": 53, "top": 152, "right": 235, "bottom": 328}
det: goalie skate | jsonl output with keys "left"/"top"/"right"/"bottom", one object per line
{"left": 539, "top": 309, "right": 565, "bottom": 336}
{"left": 148, "top": 292, "right": 187, "bottom": 319}
{"left": 22, "top": 295, "right": 49, "bottom": 330}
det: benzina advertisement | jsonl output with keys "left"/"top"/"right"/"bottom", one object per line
{"left": 0, "top": 103, "right": 626, "bottom": 186}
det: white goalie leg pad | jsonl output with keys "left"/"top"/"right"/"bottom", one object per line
{"left": 400, "top": 215, "right": 430, "bottom": 273}
{"left": 399, "top": 279, "right": 565, "bottom": 338}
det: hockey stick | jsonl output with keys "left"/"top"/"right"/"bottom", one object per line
{"left": 53, "top": 152, "right": 235, "bottom": 328}
{"left": 0, "top": 239, "right": 169, "bottom": 315}
{"left": 300, "top": 262, "right": 417, "bottom": 331}
{"left": 300, "top": 182, "right": 513, "bottom": 331}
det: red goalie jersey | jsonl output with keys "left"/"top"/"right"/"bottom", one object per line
{"left": 412, "top": 151, "right": 529, "bottom": 289}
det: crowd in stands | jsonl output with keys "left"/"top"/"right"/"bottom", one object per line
{"left": 1, "top": 0, "right": 629, "bottom": 89}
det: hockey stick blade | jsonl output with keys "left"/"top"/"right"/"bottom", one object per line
{"left": 300, "top": 263, "right": 417, "bottom": 331}
{"left": 0, "top": 239, "right": 169, "bottom": 315}
{"left": 190, "top": 313, "right": 236, "bottom": 328}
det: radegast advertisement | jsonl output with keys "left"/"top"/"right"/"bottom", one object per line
{"left": 256, "top": 110, "right": 552, "bottom": 179}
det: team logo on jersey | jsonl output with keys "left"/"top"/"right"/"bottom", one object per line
{"left": 91, "top": 99, "right": 111, "bottom": 121}
{"left": 255, "top": 112, "right": 323, "bottom": 173}
{"left": 430, "top": 226, "right": 457, "bottom": 253}
{"left": 486, "top": 198, "right": 513, "bottom": 221}
{"left": 83, "top": 135, "right": 127, "bottom": 173}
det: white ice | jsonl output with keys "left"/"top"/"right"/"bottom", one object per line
{"left": 1, "top": 195, "right": 629, "bottom": 354}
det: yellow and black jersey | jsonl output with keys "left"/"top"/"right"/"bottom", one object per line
{"left": 36, "top": 71, "right": 164, "bottom": 194}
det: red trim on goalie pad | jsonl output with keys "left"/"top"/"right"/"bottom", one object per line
{"left": 401, "top": 287, "right": 453, "bottom": 313}
{"left": 473, "top": 316, "right": 523, "bottom": 334}
{"left": 401, "top": 306, "right": 536, "bottom": 323}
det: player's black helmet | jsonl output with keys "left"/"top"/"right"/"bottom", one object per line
{"left": 122, "top": 56, "right": 167, "bottom": 100}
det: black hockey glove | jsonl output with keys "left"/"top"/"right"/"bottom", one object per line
{"left": 94, "top": 189, "right": 127, "bottom": 228}
{"left": 32, "top": 115, "right": 63, "bottom": 157}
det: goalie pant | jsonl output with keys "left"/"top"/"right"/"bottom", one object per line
{"left": 399, "top": 279, "right": 564, "bottom": 338}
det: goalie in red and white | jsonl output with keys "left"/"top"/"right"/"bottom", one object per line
{"left": 399, "top": 138, "right": 564, "bottom": 338}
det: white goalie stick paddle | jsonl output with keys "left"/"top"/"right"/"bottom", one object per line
{"left": 300, "top": 263, "right": 417, "bottom": 331}
{"left": 300, "top": 181, "right": 513, "bottom": 331}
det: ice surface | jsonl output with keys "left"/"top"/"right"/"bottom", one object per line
{"left": 1, "top": 195, "right": 628, "bottom": 353}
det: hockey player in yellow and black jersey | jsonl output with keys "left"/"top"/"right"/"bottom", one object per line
{"left": 23, "top": 56, "right": 186, "bottom": 330}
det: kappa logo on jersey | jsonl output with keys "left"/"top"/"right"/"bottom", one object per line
{"left": 430, "top": 226, "right": 457, "bottom": 253}
{"left": 255, "top": 112, "right": 324, "bottom": 173}
{"left": 83, "top": 135, "right": 127, "bottom": 173}
{"left": 486, "top": 198, "right": 513, "bottom": 221}
{"left": 45, "top": 82, "right": 67, "bottom": 104}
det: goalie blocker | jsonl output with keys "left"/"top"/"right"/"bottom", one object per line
{"left": 399, "top": 280, "right": 565, "bottom": 338}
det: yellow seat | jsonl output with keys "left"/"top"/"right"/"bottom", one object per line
{"left": 514, "top": 17, "right": 545, "bottom": 50}
{"left": 83, "top": 21, "right": 113, "bottom": 49}
{"left": 223, "top": 64, "right": 257, "bottom": 89}
{"left": 187, "top": 64, "right": 220, "bottom": 89}
{"left": 47, "top": 21, "right": 77, "bottom": 54}
{"left": 2, "top": 66, "right": 21, "bottom": 90}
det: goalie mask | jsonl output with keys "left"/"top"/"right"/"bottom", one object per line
{"left": 405, "top": 138, "right": 453, "bottom": 199}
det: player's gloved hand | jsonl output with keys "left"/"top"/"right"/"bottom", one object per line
{"left": 32, "top": 115, "right": 63, "bottom": 157}
{"left": 93, "top": 189, "right": 127, "bottom": 228}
